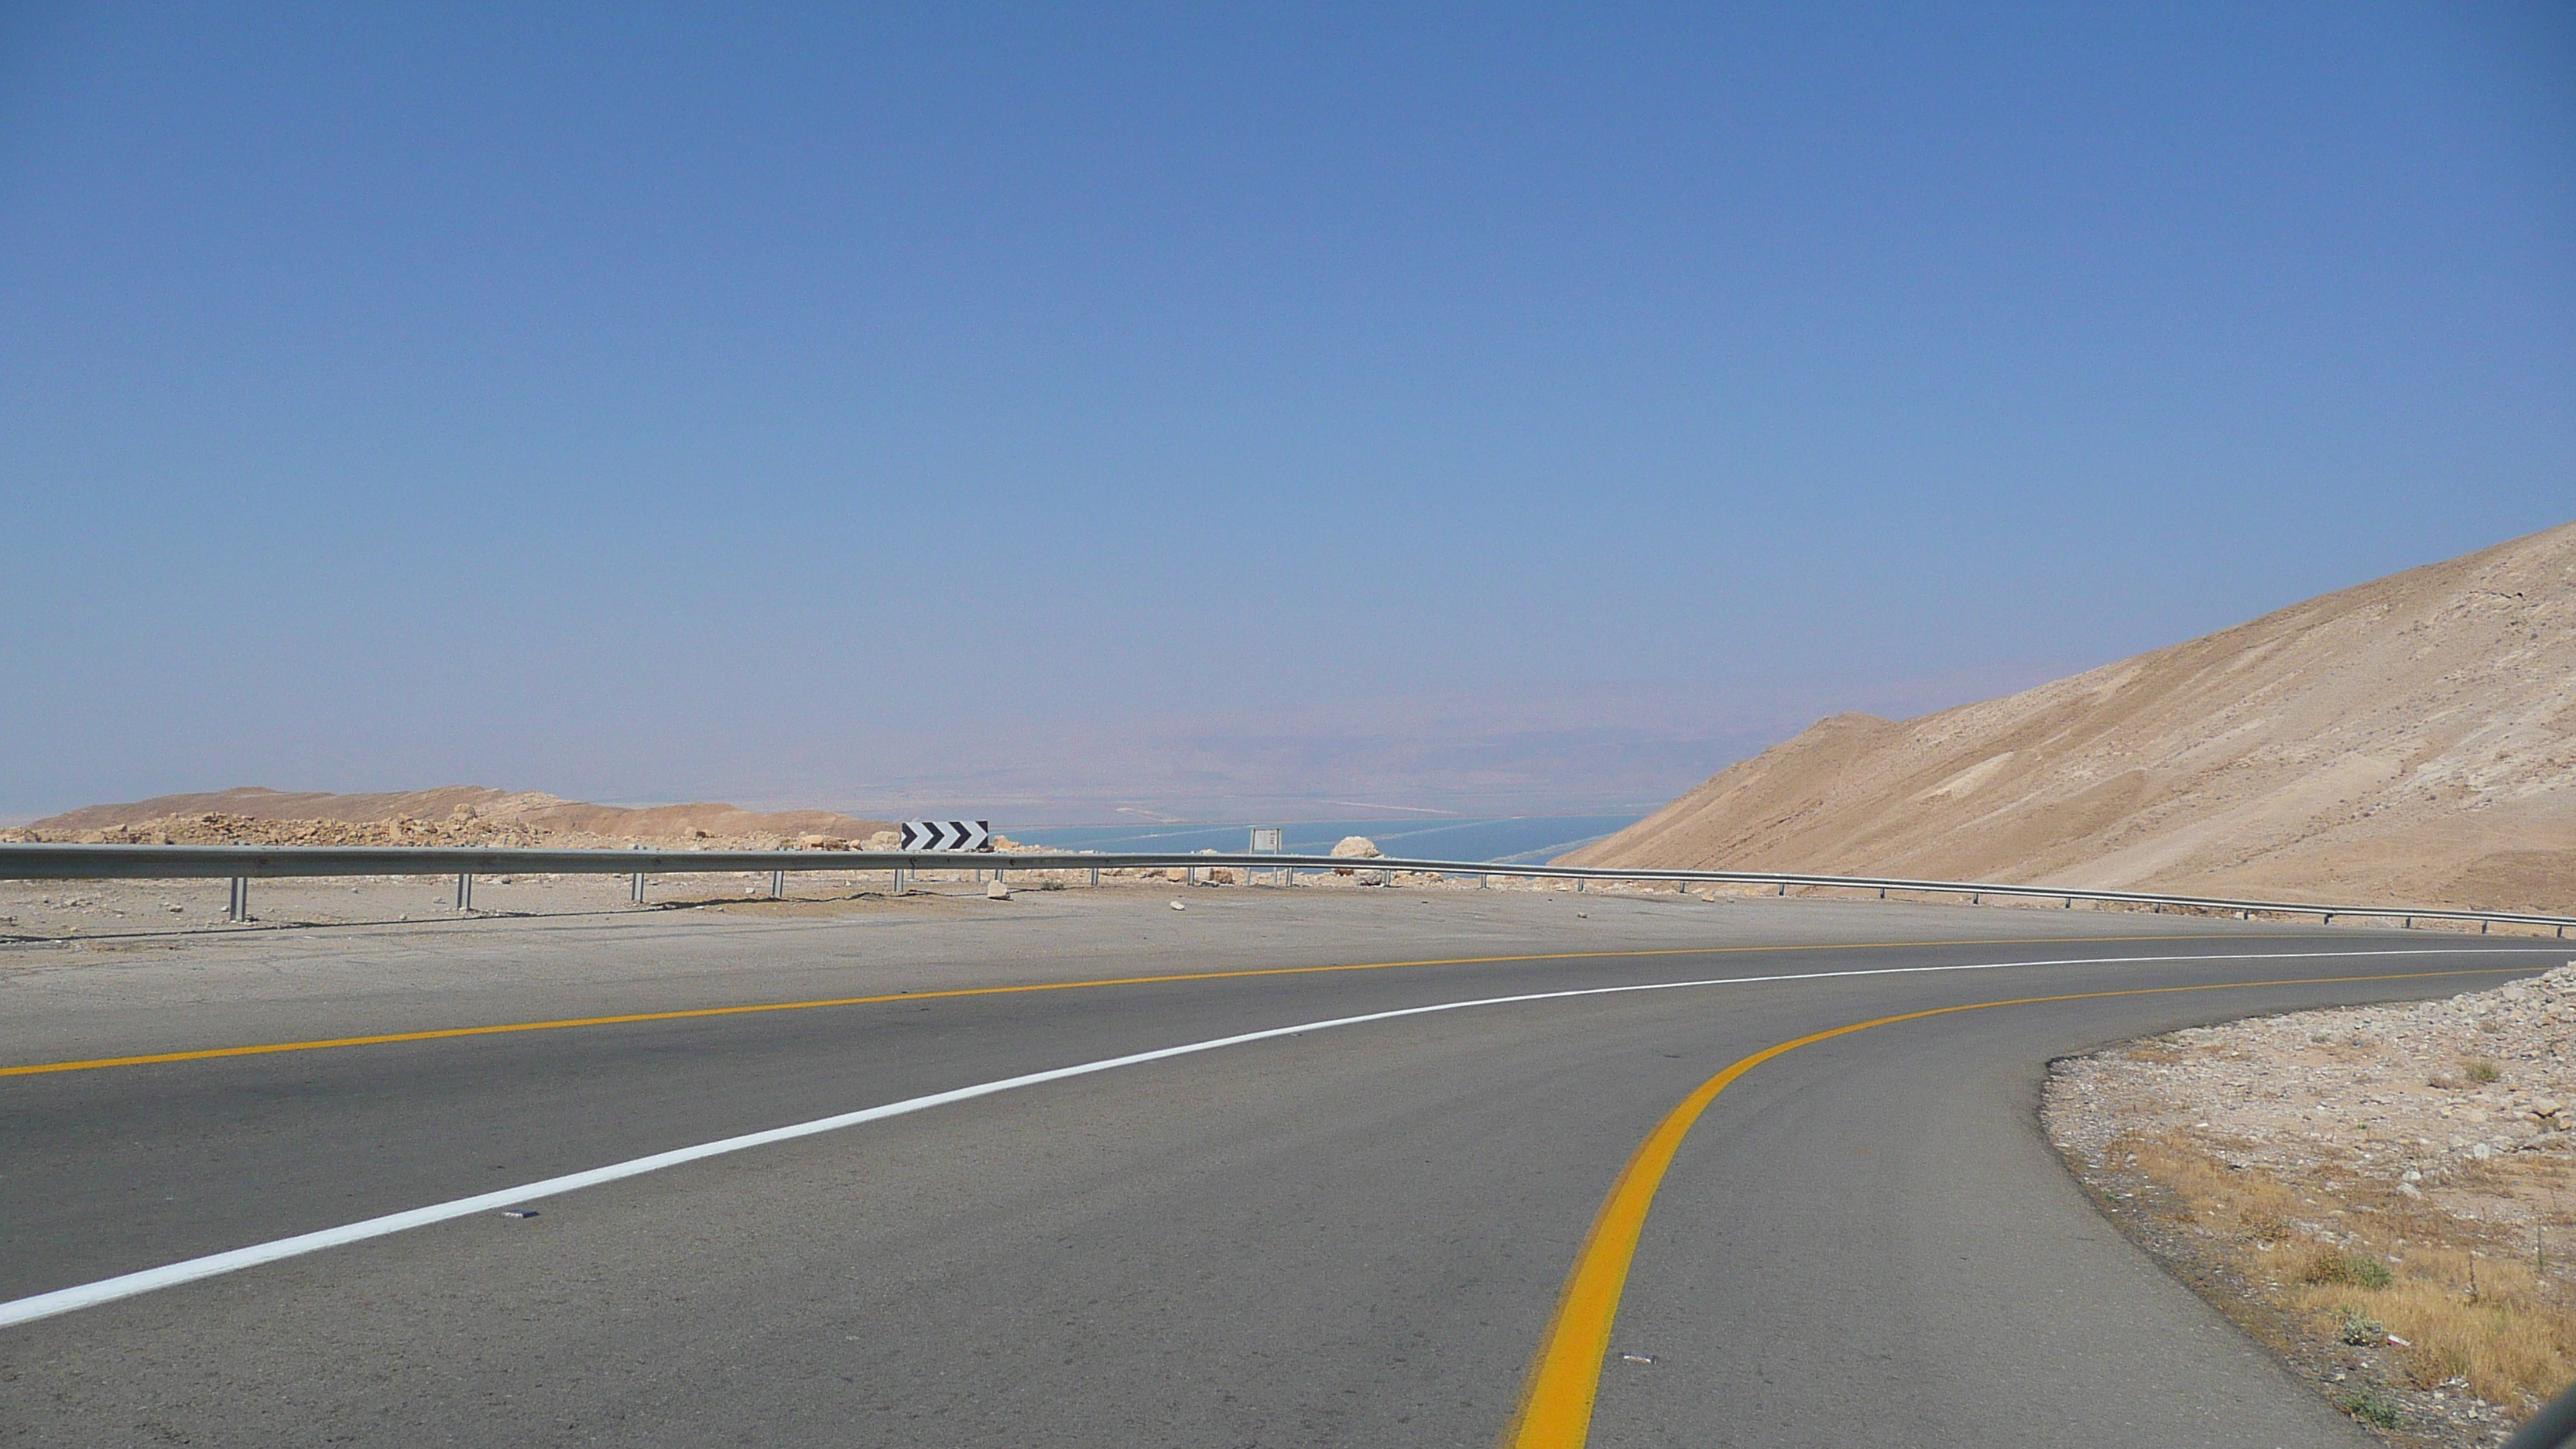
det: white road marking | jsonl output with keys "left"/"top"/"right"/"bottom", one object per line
{"left": 0, "top": 944, "right": 2548, "bottom": 1330}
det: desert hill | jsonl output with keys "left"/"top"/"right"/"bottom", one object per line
{"left": 1563, "top": 522, "right": 2576, "bottom": 915}
{"left": 15, "top": 786, "right": 894, "bottom": 850}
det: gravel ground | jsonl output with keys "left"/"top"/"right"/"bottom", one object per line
{"left": 2047, "top": 964, "right": 2576, "bottom": 1447}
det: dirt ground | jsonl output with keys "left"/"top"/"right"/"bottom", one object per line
{"left": 0, "top": 863, "right": 1663, "bottom": 940}
{"left": 9, "top": 865, "right": 2564, "bottom": 946}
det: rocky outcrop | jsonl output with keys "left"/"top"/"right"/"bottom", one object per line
{"left": 12, "top": 786, "right": 894, "bottom": 851}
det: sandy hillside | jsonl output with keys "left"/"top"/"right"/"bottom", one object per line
{"left": 12, "top": 786, "right": 894, "bottom": 850}
{"left": 1564, "top": 522, "right": 2576, "bottom": 914}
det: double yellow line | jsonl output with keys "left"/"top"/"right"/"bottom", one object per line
{"left": 1498, "top": 966, "right": 2523, "bottom": 1448}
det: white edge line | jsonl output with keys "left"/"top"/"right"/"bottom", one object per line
{"left": 0, "top": 944, "right": 2548, "bottom": 1331}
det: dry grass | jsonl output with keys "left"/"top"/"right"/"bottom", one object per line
{"left": 2127, "top": 1132, "right": 2576, "bottom": 1410}
{"left": 2131, "top": 1132, "right": 2299, "bottom": 1238}
{"left": 2290, "top": 1240, "right": 2572, "bottom": 1403}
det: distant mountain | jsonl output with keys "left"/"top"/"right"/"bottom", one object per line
{"left": 26, "top": 786, "right": 894, "bottom": 847}
{"left": 1563, "top": 523, "right": 2576, "bottom": 915}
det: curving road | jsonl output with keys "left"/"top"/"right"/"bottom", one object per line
{"left": 0, "top": 890, "right": 2561, "bottom": 1446}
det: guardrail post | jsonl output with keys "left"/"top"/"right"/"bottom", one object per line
{"left": 6, "top": 848, "right": 2561, "bottom": 939}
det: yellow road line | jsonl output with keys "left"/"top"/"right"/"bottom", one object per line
{"left": 1, "top": 932, "right": 2282, "bottom": 1078}
{"left": 1499, "top": 965, "right": 2526, "bottom": 1449}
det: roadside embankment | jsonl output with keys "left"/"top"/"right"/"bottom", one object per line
{"left": 2047, "top": 965, "right": 2576, "bottom": 1446}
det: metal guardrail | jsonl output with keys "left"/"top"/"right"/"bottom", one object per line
{"left": 0, "top": 843, "right": 2569, "bottom": 935}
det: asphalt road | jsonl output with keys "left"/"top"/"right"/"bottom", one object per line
{"left": 0, "top": 892, "right": 2561, "bottom": 1446}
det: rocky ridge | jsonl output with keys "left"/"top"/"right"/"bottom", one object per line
{"left": 8, "top": 786, "right": 896, "bottom": 852}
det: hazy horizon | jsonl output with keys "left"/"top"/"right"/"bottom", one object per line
{"left": 5, "top": 5, "right": 2568, "bottom": 821}
{"left": 2, "top": 654, "right": 2086, "bottom": 825}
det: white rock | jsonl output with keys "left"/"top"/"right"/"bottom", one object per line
{"left": 1329, "top": 836, "right": 1383, "bottom": 860}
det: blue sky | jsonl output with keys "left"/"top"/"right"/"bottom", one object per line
{"left": 3, "top": 4, "right": 2569, "bottom": 822}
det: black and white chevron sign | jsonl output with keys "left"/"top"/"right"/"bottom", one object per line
{"left": 900, "top": 819, "right": 992, "bottom": 852}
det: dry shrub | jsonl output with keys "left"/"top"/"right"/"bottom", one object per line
{"left": 2239, "top": 1207, "right": 2293, "bottom": 1244}
{"left": 2290, "top": 1240, "right": 2574, "bottom": 1406}
{"left": 2122, "top": 1131, "right": 2576, "bottom": 1409}
{"left": 2290, "top": 1240, "right": 2390, "bottom": 1288}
